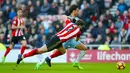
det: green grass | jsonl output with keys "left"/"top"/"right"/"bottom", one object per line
{"left": 0, "top": 62, "right": 129, "bottom": 73}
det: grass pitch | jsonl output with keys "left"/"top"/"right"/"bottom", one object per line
{"left": 0, "top": 62, "right": 129, "bottom": 73}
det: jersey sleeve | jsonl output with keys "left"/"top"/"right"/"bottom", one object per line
{"left": 65, "top": 19, "right": 71, "bottom": 26}
{"left": 12, "top": 18, "right": 17, "bottom": 26}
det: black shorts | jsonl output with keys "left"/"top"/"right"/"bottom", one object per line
{"left": 10, "top": 36, "right": 26, "bottom": 44}
{"left": 46, "top": 35, "right": 62, "bottom": 51}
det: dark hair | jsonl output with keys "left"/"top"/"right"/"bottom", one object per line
{"left": 69, "top": 5, "right": 78, "bottom": 14}
{"left": 17, "top": 7, "right": 22, "bottom": 11}
{"left": 75, "top": 19, "right": 85, "bottom": 26}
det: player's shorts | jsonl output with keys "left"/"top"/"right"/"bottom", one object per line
{"left": 63, "top": 38, "right": 81, "bottom": 49}
{"left": 10, "top": 36, "right": 26, "bottom": 44}
{"left": 46, "top": 35, "right": 62, "bottom": 51}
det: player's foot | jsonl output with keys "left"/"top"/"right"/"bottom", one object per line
{"left": 73, "top": 62, "right": 83, "bottom": 70}
{"left": 35, "top": 63, "right": 41, "bottom": 70}
{"left": 1, "top": 56, "right": 5, "bottom": 64}
{"left": 45, "top": 57, "right": 51, "bottom": 67}
{"left": 17, "top": 54, "right": 23, "bottom": 64}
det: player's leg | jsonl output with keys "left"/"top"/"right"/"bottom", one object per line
{"left": 49, "top": 49, "right": 64, "bottom": 59}
{"left": 2, "top": 44, "right": 14, "bottom": 63}
{"left": 35, "top": 49, "right": 64, "bottom": 70}
{"left": 45, "top": 46, "right": 66, "bottom": 67}
{"left": 20, "top": 40, "right": 27, "bottom": 55}
{"left": 17, "top": 44, "right": 48, "bottom": 64}
{"left": 18, "top": 39, "right": 27, "bottom": 63}
{"left": 43, "top": 39, "right": 71, "bottom": 60}
{"left": 1, "top": 37, "right": 16, "bottom": 63}
{"left": 63, "top": 39, "right": 87, "bottom": 69}
{"left": 35, "top": 42, "right": 67, "bottom": 69}
{"left": 17, "top": 35, "right": 61, "bottom": 64}
{"left": 73, "top": 43, "right": 87, "bottom": 69}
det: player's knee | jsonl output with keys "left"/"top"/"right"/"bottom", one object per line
{"left": 76, "top": 44, "right": 87, "bottom": 50}
{"left": 61, "top": 51, "right": 66, "bottom": 54}
{"left": 59, "top": 50, "right": 66, "bottom": 54}
{"left": 37, "top": 48, "right": 43, "bottom": 54}
{"left": 22, "top": 43, "right": 27, "bottom": 46}
{"left": 21, "top": 40, "right": 27, "bottom": 46}
{"left": 37, "top": 46, "right": 48, "bottom": 54}
{"left": 9, "top": 44, "right": 14, "bottom": 49}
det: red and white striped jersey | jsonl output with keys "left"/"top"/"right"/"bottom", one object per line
{"left": 56, "top": 22, "right": 81, "bottom": 43}
{"left": 11, "top": 17, "right": 24, "bottom": 37}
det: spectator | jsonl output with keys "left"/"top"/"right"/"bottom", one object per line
{"left": 12, "top": 0, "right": 17, "bottom": 9}
{"left": 58, "top": 6, "right": 65, "bottom": 15}
{"left": 41, "top": 16, "right": 52, "bottom": 35}
{"left": 16, "top": 0, "right": 26, "bottom": 4}
{"left": 109, "top": 22, "right": 117, "bottom": 35}
{"left": 47, "top": 26, "right": 55, "bottom": 40}
{"left": 0, "top": 23, "right": 6, "bottom": 35}
{"left": 87, "top": 25, "right": 94, "bottom": 33}
{"left": 99, "top": 15, "right": 108, "bottom": 26}
{"left": 113, "top": 9, "right": 121, "bottom": 22}
{"left": 118, "top": 0, "right": 128, "bottom": 14}
{"left": 2, "top": 0, "right": 11, "bottom": 11}
{"left": 105, "top": 10, "right": 113, "bottom": 21}
{"left": 111, "top": 36, "right": 121, "bottom": 49}
{"left": 80, "top": 0, "right": 89, "bottom": 10}
{"left": 28, "top": 29, "right": 38, "bottom": 47}
{"left": 21, "top": 4, "right": 28, "bottom": 17}
{"left": 95, "top": 34, "right": 103, "bottom": 44}
{"left": 126, "top": 23, "right": 130, "bottom": 44}
{"left": 36, "top": 28, "right": 46, "bottom": 48}
{"left": 89, "top": 0, "right": 99, "bottom": 17}
{"left": 120, "top": 10, "right": 128, "bottom": 22}
{"left": 111, "top": 36, "right": 121, "bottom": 44}
{"left": 3, "top": 6, "right": 10, "bottom": 22}
{"left": 4, "top": 24, "right": 11, "bottom": 44}
{"left": 96, "top": 21, "right": 106, "bottom": 41}
{"left": 0, "top": 0, "right": 4, "bottom": 6}
{"left": 0, "top": 32, "right": 4, "bottom": 43}
{"left": 24, "top": 27, "right": 30, "bottom": 44}
{"left": 35, "top": 0, "right": 41, "bottom": 15}
{"left": 63, "top": 0, "right": 70, "bottom": 11}
{"left": 28, "top": 6, "right": 36, "bottom": 19}
{"left": 115, "top": 17, "right": 124, "bottom": 33}
{"left": 105, "top": 36, "right": 111, "bottom": 44}
{"left": 104, "top": 0, "right": 112, "bottom": 9}
{"left": 49, "top": 2, "right": 58, "bottom": 15}
{"left": 40, "top": 0, "right": 51, "bottom": 15}
{"left": 96, "top": 0, "right": 104, "bottom": 15}
{"left": 124, "top": 0, "right": 130, "bottom": 6}
{"left": 104, "top": 10, "right": 113, "bottom": 28}
{"left": 81, "top": 4, "right": 91, "bottom": 27}
{"left": 35, "top": 16, "right": 41, "bottom": 32}
{"left": 118, "top": 28, "right": 127, "bottom": 42}
{"left": 9, "top": 8, "right": 16, "bottom": 19}
{"left": 0, "top": 11, "right": 4, "bottom": 22}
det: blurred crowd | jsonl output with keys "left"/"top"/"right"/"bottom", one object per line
{"left": 0, "top": 0, "right": 130, "bottom": 48}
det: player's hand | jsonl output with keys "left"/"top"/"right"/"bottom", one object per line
{"left": 20, "top": 26, "right": 25, "bottom": 29}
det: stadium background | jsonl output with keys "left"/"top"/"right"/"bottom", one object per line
{"left": 0, "top": 0, "right": 130, "bottom": 73}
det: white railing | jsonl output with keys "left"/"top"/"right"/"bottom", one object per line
{"left": 86, "top": 44, "right": 130, "bottom": 50}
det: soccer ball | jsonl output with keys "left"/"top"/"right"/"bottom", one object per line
{"left": 117, "top": 61, "right": 125, "bottom": 70}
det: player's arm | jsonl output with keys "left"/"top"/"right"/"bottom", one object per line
{"left": 12, "top": 25, "right": 25, "bottom": 29}
{"left": 76, "top": 29, "right": 81, "bottom": 41}
{"left": 11, "top": 20, "right": 25, "bottom": 29}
